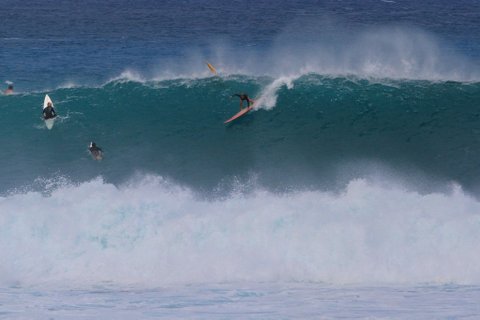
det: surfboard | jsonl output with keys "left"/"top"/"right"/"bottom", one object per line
{"left": 43, "top": 94, "right": 56, "bottom": 130}
{"left": 206, "top": 61, "right": 217, "bottom": 75}
{"left": 224, "top": 105, "right": 254, "bottom": 124}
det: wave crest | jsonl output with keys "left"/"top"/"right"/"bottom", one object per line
{"left": 106, "top": 26, "right": 480, "bottom": 84}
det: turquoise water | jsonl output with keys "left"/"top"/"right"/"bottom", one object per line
{"left": 1, "top": 76, "right": 480, "bottom": 194}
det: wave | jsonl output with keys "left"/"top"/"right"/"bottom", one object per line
{"left": 0, "top": 75, "right": 479, "bottom": 195}
{"left": 1, "top": 175, "right": 480, "bottom": 287}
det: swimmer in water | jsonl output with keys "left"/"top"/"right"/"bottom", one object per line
{"left": 4, "top": 84, "right": 13, "bottom": 95}
{"left": 89, "top": 142, "right": 103, "bottom": 160}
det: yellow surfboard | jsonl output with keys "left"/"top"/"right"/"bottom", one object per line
{"left": 206, "top": 61, "right": 217, "bottom": 75}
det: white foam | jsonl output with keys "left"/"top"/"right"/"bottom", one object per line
{"left": 1, "top": 175, "right": 480, "bottom": 287}
{"left": 255, "top": 76, "right": 296, "bottom": 110}
{"left": 57, "top": 81, "right": 80, "bottom": 89}
{"left": 108, "top": 69, "right": 147, "bottom": 83}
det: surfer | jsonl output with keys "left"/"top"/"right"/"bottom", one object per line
{"left": 89, "top": 142, "right": 103, "bottom": 160}
{"left": 4, "top": 84, "right": 13, "bottom": 95}
{"left": 42, "top": 101, "right": 57, "bottom": 119}
{"left": 232, "top": 93, "right": 254, "bottom": 111}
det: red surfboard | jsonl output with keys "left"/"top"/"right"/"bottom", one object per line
{"left": 224, "top": 105, "right": 254, "bottom": 124}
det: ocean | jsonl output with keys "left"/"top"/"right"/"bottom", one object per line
{"left": 1, "top": 0, "right": 480, "bottom": 318}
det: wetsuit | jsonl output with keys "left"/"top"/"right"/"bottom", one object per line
{"left": 233, "top": 93, "right": 252, "bottom": 107}
{"left": 43, "top": 106, "right": 56, "bottom": 119}
{"left": 89, "top": 143, "right": 103, "bottom": 160}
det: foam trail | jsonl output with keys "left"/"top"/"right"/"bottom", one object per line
{"left": 1, "top": 176, "right": 480, "bottom": 287}
{"left": 256, "top": 76, "right": 296, "bottom": 110}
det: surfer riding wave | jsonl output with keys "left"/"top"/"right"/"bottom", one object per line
{"left": 232, "top": 93, "right": 254, "bottom": 111}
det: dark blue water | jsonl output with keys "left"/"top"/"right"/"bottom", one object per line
{"left": 1, "top": 0, "right": 479, "bottom": 90}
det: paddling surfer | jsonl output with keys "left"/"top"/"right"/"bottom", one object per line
{"left": 89, "top": 142, "right": 103, "bottom": 160}
{"left": 232, "top": 93, "right": 254, "bottom": 111}
{"left": 42, "top": 101, "right": 57, "bottom": 119}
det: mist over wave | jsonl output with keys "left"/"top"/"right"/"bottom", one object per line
{"left": 115, "top": 25, "right": 480, "bottom": 84}
{"left": 1, "top": 175, "right": 480, "bottom": 287}
{"left": 4, "top": 24, "right": 478, "bottom": 93}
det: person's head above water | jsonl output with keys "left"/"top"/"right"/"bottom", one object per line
{"left": 4, "top": 84, "right": 13, "bottom": 95}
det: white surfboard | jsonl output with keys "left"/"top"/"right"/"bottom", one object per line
{"left": 43, "top": 94, "right": 56, "bottom": 130}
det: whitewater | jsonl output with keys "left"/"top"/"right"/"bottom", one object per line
{"left": 2, "top": 175, "right": 480, "bottom": 286}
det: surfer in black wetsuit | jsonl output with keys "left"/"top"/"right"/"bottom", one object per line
{"left": 232, "top": 93, "right": 255, "bottom": 111}
{"left": 89, "top": 142, "right": 103, "bottom": 160}
{"left": 43, "top": 102, "right": 57, "bottom": 119}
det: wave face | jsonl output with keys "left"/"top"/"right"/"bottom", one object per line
{"left": 1, "top": 76, "right": 480, "bottom": 194}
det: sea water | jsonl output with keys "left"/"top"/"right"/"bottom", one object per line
{"left": 1, "top": 0, "right": 480, "bottom": 318}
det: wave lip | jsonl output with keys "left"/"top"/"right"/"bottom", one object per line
{"left": 91, "top": 25, "right": 480, "bottom": 88}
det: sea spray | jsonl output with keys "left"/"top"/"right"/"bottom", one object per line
{"left": 1, "top": 176, "right": 480, "bottom": 286}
